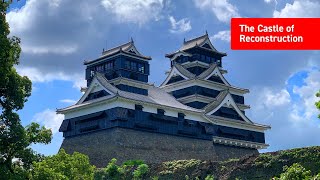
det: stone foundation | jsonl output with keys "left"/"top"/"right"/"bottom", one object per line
{"left": 60, "top": 128, "right": 258, "bottom": 167}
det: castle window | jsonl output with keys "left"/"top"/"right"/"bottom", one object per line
{"left": 210, "top": 57, "right": 216, "bottom": 63}
{"left": 90, "top": 70, "right": 95, "bottom": 77}
{"left": 125, "top": 60, "right": 130, "bottom": 69}
{"left": 130, "top": 61, "right": 137, "bottom": 71}
{"left": 201, "top": 55, "right": 205, "bottom": 61}
{"left": 105, "top": 61, "right": 114, "bottom": 70}
{"left": 96, "top": 64, "right": 104, "bottom": 72}
{"left": 135, "top": 104, "right": 143, "bottom": 111}
{"left": 157, "top": 109, "right": 165, "bottom": 115}
{"left": 178, "top": 113, "right": 185, "bottom": 119}
{"left": 182, "top": 56, "right": 188, "bottom": 62}
{"left": 217, "top": 59, "right": 221, "bottom": 66}
{"left": 138, "top": 64, "right": 145, "bottom": 73}
{"left": 206, "top": 56, "right": 211, "bottom": 63}
{"left": 193, "top": 54, "right": 200, "bottom": 60}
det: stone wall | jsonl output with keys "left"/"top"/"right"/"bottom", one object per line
{"left": 60, "top": 128, "right": 258, "bottom": 167}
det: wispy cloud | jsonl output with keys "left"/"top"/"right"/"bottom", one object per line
{"left": 210, "top": 30, "right": 230, "bottom": 42}
{"left": 32, "top": 109, "right": 64, "bottom": 135}
{"left": 59, "top": 99, "right": 77, "bottom": 104}
{"left": 290, "top": 69, "right": 320, "bottom": 123}
{"left": 16, "top": 67, "right": 86, "bottom": 90}
{"left": 169, "top": 16, "right": 191, "bottom": 33}
{"left": 194, "top": 0, "right": 240, "bottom": 23}
{"left": 101, "top": 0, "right": 166, "bottom": 25}
{"left": 273, "top": 0, "right": 320, "bottom": 17}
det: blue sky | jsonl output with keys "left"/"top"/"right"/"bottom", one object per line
{"left": 5, "top": 0, "right": 320, "bottom": 155}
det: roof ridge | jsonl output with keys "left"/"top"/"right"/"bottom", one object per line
{"left": 184, "top": 33, "right": 208, "bottom": 44}
{"left": 95, "top": 72, "right": 120, "bottom": 94}
{"left": 197, "top": 63, "right": 217, "bottom": 79}
{"left": 102, "top": 41, "right": 132, "bottom": 55}
{"left": 174, "top": 63, "right": 196, "bottom": 78}
{"left": 203, "top": 90, "right": 229, "bottom": 112}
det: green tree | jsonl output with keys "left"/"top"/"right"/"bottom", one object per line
{"left": 316, "top": 90, "right": 320, "bottom": 119}
{"left": 0, "top": 1, "right": 52, "bottom": 178}
{"left": 133, "top": 163, "right": 149, "bottom": 180}
{"left": 275, "top": 163, "right": 311, "bottom": 180}
{"left": 104, "top": 158, "right": 123, "bottom": 180}
{"left": 32, "top": 149, "right": 96, "bottom": 180}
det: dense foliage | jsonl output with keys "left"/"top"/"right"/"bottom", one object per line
{"left": 0, "top": 1, "right": 52, "bottom": 179}
{"left": 31, "top": 149, "right": 95, "bottom": 180}
{"left": 94, "top": 158, "right": 149, "bottom": 180}
{"left": 274, "top": 163, "right": 312, "bottom": 180}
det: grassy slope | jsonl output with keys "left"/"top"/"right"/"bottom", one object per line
{"left": 147, "top": 146, "right": 320, "bottom": 180}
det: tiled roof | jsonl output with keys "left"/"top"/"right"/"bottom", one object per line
{"left": 197, "top": 64, "right": 217, "bottom": 79}
{"left": 101, "top": 41, "right": 133, "bottom": 57}
{"left": 180, "top": 34, "right": 214, "bottom": 51}
{"left": 59, "top": 73, "right": 203, "bottom": 113}
{"left": 95, "top": 73, "right": 119, "bottom": 93}
{"left": 174, "top": 63, "right": 196, "bottom": 79}
{"left": 84, "top": 40, "right": 151, "bottom": 65}
{"left": 203, "top": 90, "right": 229, "bottom": 113}
{"left": 166, "top": 33, "right": 226, "bottom": 58}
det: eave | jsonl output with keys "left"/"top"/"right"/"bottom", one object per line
{"left": 84, "top": 50, "right": 151, "bottom": 66}
{"left": 213, "top": 136, "right": 269, "bottom": 149}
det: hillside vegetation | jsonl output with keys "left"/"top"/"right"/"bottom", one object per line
{"left": 143, "top": 146, "right": 320, "bottom": 180}
{"left": 86, "top": 146, "right": 320, "bottom": 179}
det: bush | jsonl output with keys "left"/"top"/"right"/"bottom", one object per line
{"left": 94, "top": 158, "right": 149, "bottom": 180}
{"left": 133, "top": 164, "right": 149, "bottom": 179}
{"left": 105, "top": 158, "right": 123, "bottom": 180}
{"left": 32, "top": 149, "right": 95, "bottom": 180}
{"left": 205, "top": 174, "right": 215, "bottom": 180}
{"left": 274, "top": 163, "right": 311, "bottom": 180}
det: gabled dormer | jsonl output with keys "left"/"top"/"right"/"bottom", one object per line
{"left": 165, "top": 32, "right": 226, "bottom": 70}
{"left": 84, "top": 39, "right": 151, "bottom": 95}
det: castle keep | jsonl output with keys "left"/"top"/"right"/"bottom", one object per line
{"left": 58, "top": 33, "right": 270, "bottom": 167}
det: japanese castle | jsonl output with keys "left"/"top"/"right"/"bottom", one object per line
{"left": 58, "top": 32, "right": 270, "bottom": 167}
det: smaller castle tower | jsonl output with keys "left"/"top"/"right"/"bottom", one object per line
{"left": 84, "top": 39, "right": 151, "bottom": 95}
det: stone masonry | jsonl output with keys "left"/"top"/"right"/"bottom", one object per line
{"left": 61, "top": 128, "right": 258, "bottom": 167}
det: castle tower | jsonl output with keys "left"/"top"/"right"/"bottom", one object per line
{"left": 58, "top": 35, "right": 270, "bottom": 167}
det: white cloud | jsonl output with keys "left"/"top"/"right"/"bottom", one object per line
{"left": 264, "top": 0, "right": 277, "bottom": 4}
{"left": 21, "top": 44, "right": 78, "bottom": 55}
{"left": 247, "top": 66, "right": 320, "bottom": 152}
{"left": 59, "top": 99, "right": 77, "bottom": 104}
{"left": 211, "top": 30, "right": 230, "bottom": 42}
{"left": 16, "top": 67, "right": 86, "bottom": 89}
{"left": 265, "top": 89, "right": 291, "bottom": 107}
{"left": 101, "top": 0, "right": 165, "bottom": 25}
{"left": 6, "top": 0, "right": 169, "bottom": 88}
{"left": 290, "top": 70, "right": 320, "bottom": 122}
{"left": 273, "top": 0, "right": 320, "bottom": 17}
{"left": 6, "top": 0, "right": 36, "bottom": 33}
{"left": 252, "top": 88, "right": 290, "bottom": 110}
{"left": 194, "top": 0, "right": 240, "bottom": 23}
{"left": 168, "top": 16, "right": 191, "bottom": 33}
{"left": 32, "top": 109, "right": 64, "bottom": 135}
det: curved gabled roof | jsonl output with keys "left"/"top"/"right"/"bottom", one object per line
{"left": 197, "top": 64, "right": 230, "bottom": 85}
{"left": 161, "top": 63, "right": 232, "bottom": 87}
{"left": 175, "top": 64, "right": 196, "bottom": 79}
{"left": 204, "top": 90, "right": 253, "bottom": 124}
{"left": 160, "top": 63, "right": 195, "bottom": 86}
{"left": 203, "top": 90, "right": 229, "bottom": 113}
{"left": 58, "top": 73, "right": 203, "bottom": 113}
{"left": 84, "top": 40, "right": 151, "bottom": 65}
{"left": 197, "top": 64, "right": 217, "bottom": 79}
{"left": 166, "top": 33, "right": 226, "bottom": 58}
